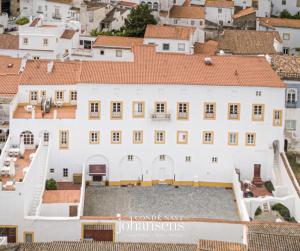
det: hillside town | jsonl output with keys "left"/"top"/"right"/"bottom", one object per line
{"left": 0, "top": 0, "right": 300, "bottom": 250}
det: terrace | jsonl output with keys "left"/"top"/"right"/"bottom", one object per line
{"left": 83, "top": 185, "right": 239, "bottom": 220}
{"left": 13, "top": 105, "right": 77, "bottom": 119}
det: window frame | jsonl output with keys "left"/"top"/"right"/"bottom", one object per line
{"left": 132, "top": 101, "right": 145, "bottom": 118}
{"left": 59, "top": 130, "right": 69, "bottom": 149}
{"left": 273, "top": 109, "right": 283, "bottom": 127}
{"left": 203, "top": 131, "right": 214, "bottom": 144}
{"left": 88, "top": 100, "right": 101, "bottom": 119}
{"left": 133, "top": 130, "right": 143, "bottom": 144}
{"left": 55, "top": 90, "right": 64, "bottom": 102}
{"left": 252, "top": 104, "right": 265, "bottom": 121}
{"left": 177, "top": 131, "right": 188, "bottom": 144}
{"left": 110, "top": 101, "right": 123, "bottom": 120}
{"left": 89, "top": 131, "right": 100, "bottom": 144}
{"left": 23, "top": 232, "right": 34, "bottom": 243}
{"left": 111, "top": 131, "right": 122, "bottom": 144}
{"left": 155, "top": 102, "right": 167, "bottom": 113}
{"left": 155, "top": 130, "right": 166, "bottom": 144}
{"left": 227, "top": 103, "right": 240, "bottom": 120}
{"left": 203, "top": 102, "right": 216, "bottom": 120}
{"left": 245, "top": 132, "right": 256, "bottom": 146}
{"left": 228, "top": 132, "right": 238, "bottom": 146}
{"left": 177, "top": 102, "right": 189, "bottom": 120}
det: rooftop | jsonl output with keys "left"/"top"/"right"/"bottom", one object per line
{"left": 205, "top": 0, "right": 234, "bottom": 8}
{"left": 83, "top": 186, "right": 239, "bottom": 220}
{"left": 93, "top": 35, "right": 143, "bottom": 49}
{"left": 197, "top": 239, "right": 247, "bottom": 251}
{"left": 259, "top": 17, "right": 300, "bottom": 29}
{"left": 42, "top": 182, "right": 81, "bottom": 203}
{"left": 169, "top": 5, "right": 205, "bottom": 19}
{"left": 144, "top": 24, "right": 195, "bottom": 40}
{"left": 233, "top": 7, "right": 256, "bottom": 19}
{"left": 61, "top": 29, "right": 76, "bottom": 39}
{"left": 194, "top": 40, "right": 218, "bottom": 55}
{"left": 271, "top": 55, "right": 300, "bottom": 80}
{"left": 217, "top": 30, "right": 282, "bottom": 55}
{"left": 0, "top": 34, "right": 19, "bottom": 50}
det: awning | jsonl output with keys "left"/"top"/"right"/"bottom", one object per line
{"left": 89, "top": 164, "right": 106, "bottom": 176}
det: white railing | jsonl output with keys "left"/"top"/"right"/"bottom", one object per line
{"left": 178, "top": 112, "right": 188, "bottom": 119}
{"left": 204, "top": 112, "right": 215, "bottom": 119}
{"left": 9, "top": 95, "right": 19, "bottom": 120}
{"left": 151, "top": 112, "right": 171, "bottom": 120}
{"left": 71, "top": 48, "right": 92, "bottom": 57}
{"left": 0, "top": 135, "right": 11, "bottom": 174}
{"left": 112, "top": 112, "right": 122, "bottom": 119}
{"left": 229, "top": 113, "right": 238, "bottom": 119}
{"left": 35, "top": 139, "right": 52, "bottom": 216}
{"left": 78, "top": 163, "right": 86, "bottom": 218}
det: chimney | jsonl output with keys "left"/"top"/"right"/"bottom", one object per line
{"left": 204, "top": 57, "right": 212, "bottom": 65}
{"left": 47, "top": 61, "right": 54, "bottom": 73}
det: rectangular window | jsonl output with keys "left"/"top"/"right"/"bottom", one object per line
{"left": 178, "top": 43, "right": 185, "bottom": 51}
{"left": 59, "top": 130, "right": 69, "bottom": 149}
{"left": 286, "top": 120, "right": 296, "bottom": 130}
{"left": 89, "top": 131, "right": 100, "bottom": 144}
{"left": 70, "top": 91, "right": 77, "bottom": 104}
{"left": 24, "top": 232, "right": 34, "bottom": 243}
{"left": 43, "top": 38, "right": 48, "bottom": 46}
{"left": 163, "top": 43, "right": 170, "bottom": 51}
{"left": 185, "top": 156, "right": 191, "bottom": 162}
{"left": 23, "top": 37, "right": 28, "bottom": 45}
{"left": 160, "top": 154, "right": 166, "bottom": 161}
{"left": 204, "top": 102, "right": 216, "bottom": 119}
{"left": 50, "top": 168, "right": 54, "bottom": 173}
{"left": 228, "top": 132, "right": 238, "bottom": 145}
{"left": 177, "top": 131, "right": 188, "bottom": 144}
{"left": 283, "top": 33, "right": 290, "bottom": 40}
{"left": 29, "top": 91, "right": 38, "bottom": 104}
{"left": 212, "top": 157, "right": 218, "bottom": 163}
{"left": 273, "top": 110, "right": 283, "bottom": 127}
{"left": 40, "top": 90, "right": 46, "bottom": 99}
{"left": 111, "top": 131, "right": 122, "bottom": 144}
{"left": 218, "top": 8, "right": 222, "bottom": 13}
{"left": 132, "top": 101, "right": 144, "bottom": 118}
{"left": 177, "top": 102, "right": 189, "bottom": 120}
{"left": 283, "top": 47, "right": 290, "bottom": 55}
{"left": 252, "top": 104, "right": 264, "bottom": 121}
{"left": 111, "top": 101, "right": 123, "bottom": 119}
{"left": 155, "top": 130, "right": 165, "bottom": 144}
{"left": 282, "top": 0, "right": 286, "bottom": 5}
{"left": 89, "top": 101, "right": 100, "bottom": 119}
{"left": 133, "top": 130, "right": 143, "bottom": 144}
{"left": 128, "top": 155, "right": 133, "bottom": 161}
{"left": 116, "top": 50, "right": 122, "bottom": 57}
{"left": 228, "top": 103, "right": 240, "bottom": 120}
{"left": 155, "top": 102, "right": 166, "bottom": 113}
{"left": 246, "top": 133, "right": 256, "bottom": 146}
{"left": 55, "top": 91, "right": 64, "bottom": 102}
{"left": 203, "top": 131, "right": 214, "bottom": 144}
{"left": 256, "top": 90, "right": 262, "bottom": 96}
{"left": 63, "top": 168, "right": 68, "bottom": 177}
{"left": 43, "top": 132, "right": 49, "bottom": 142}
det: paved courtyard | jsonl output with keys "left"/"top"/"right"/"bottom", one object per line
{"left": 83, "top": 185, "right": 239, "bottom": 220}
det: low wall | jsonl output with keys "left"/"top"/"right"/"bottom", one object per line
{"left": 40, "top": 203, "right": 79, "bottom": 217}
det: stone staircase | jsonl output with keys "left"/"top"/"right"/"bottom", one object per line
{"left": 273, "top": 152, "right": 289, "bottom": 197}
{"left": 28, "top": 144, "right": 49, "bottom": 216}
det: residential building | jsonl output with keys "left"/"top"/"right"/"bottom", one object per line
{"left": 254, "top": 0, "right": 272, "bottom": 18}
{"left": 271, "top": 0, "right": 300, "bottom": 17}
{"left": 217, "top": 30, "right": 283, "bottom": 55}
{"left": 271, "top": 55, "right": 300, "bottom": 154}
{"left": 233, "top": 7, "right": 256, "bottom": 29}
{"left": 257, "top": 17, "right": 300, "bottom": 55}
{"left": 205, "top": 0, "right": 235, "bottom": 27}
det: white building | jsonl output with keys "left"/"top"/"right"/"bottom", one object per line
{"left": 257, "top": 17, "right": 300, "bottom": 55}
{"left": 271, "top": 0, "right": 300, "bottom": 16}
{"left": 205, "top": 0, "right": 235, "bottom": 27}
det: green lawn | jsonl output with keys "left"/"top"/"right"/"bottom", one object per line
{"left": 286, "top": 153, "right": 300, "bottom": 184}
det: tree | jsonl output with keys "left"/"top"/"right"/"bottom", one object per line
{"left": 122, "top": 4, "right": 157, "bottom": 37}
{"left": 280, "top": 9, "right": 292, "bottom": 18}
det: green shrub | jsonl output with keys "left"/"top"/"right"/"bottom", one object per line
{"left": 264, "top": 181, "right": 275, "bottom": 193}
{"left": 272, "top": 203, "right": 291, "bottom": 220}
{"left": 255, "top": 207, "right": 262, "bottom": 216}
{"left": 45, "top": 178, "right": 57, "bottom": 190}
{"left": 16, "top": 17, "right": 30, "bottom": 25}
{"left": 280, "top": 10, "right": 292, "bottom": 18}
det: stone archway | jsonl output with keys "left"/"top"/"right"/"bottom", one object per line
{"left": 151, "top": 155, "right": 175, "bottom": 183}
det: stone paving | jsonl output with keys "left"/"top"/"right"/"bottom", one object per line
{"left": 83, "top": 185, "right": 239, "bottom": 220}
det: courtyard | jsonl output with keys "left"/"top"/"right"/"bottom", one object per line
{"left": 83, "top": 185, "right": 239, "bottom": 220}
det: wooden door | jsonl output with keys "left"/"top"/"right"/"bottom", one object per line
{"left": 69, "top": 205, "right": 78, "bottom": 217}
{"left": 84, "top": 229, "right": 113, "bottom": 241}
{"left": 254, "top": 164, "right": 261, "bottom": 178}
{"left": 0, "top": 227, "right": 16, "bottom": 243}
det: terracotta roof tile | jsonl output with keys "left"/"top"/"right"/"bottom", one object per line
{"left": 233, "top": 7, "right": 256, "bottom": 19}
{"left": 259, "top": 17, "right": 300, "bottom": 29}
{"left": 271, "top": 55, "right": 300, "bottom": 80}
{"left": 169, "top": 5, "right": 205, "bottom": 19}
{"left": 218, "top": 30, "right": 282, "bottom": 55}
{"left": 194, "top": 40, "right": 218, "bottom": 55}
{"left": 144, "top": 24, "right": 195, "bottom": 40}
{"left": 93, "top": 35, "right": 143, "bottom": 48}
{"left": 205, "top": 0, "right": 234, "bottom": 8}
{"left": 43, "top": 190, "right": 81, "bottom": 203}
{"left": 61, "top": 29, "right": 76, "bottom": 39}
{"left": 198, "top": 239, "right": 247, "bottom": 251}
{"left": 0, "top": 34, "right": 19, "bottom": 50}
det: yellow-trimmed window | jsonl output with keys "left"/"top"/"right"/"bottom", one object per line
{"left": 155, "top": 130, "right": 165, "bottom": 144}
{"left": 59, "top": 130, "right": 69, "bottom": 149}
{"left": 228, "top": 132, "right": 238, "bottom": 145}
{"left": 23, "top": 232, "right": 34, "bottom": 243}
{"left": 228, "top": 103, "right": 240, "bottom": 120}
{"left": 132, "top": 101, "right": 144, "bottom": 118}
{"left": 177, "top": 131, "right": 188, "bottom": 144}
{"left": 177, "top": 102, "right": 189, "bottom": 120}
{"left": 55, "top": 91, "right": 64, "bottom": 102}
{"left": 111, "top": 101, "right": 123, "bottom": 119}
{"left": 245, "top": 133, "right": 256, "bottom": 146}
{"left": 133, "top": 130, "right": 143, "bottom": 144}
{"left": 203, "top": 131, "right": 214, "bottom": 144}
{"left": 89, "top": 131, "right": 100, "bottom": 144}
{"left": 252, "top": 104, "right": 264, "bottom": 121}
{"left": 204, "top": 103, "right": 216, "bottom": 120}
{"left": 273, "top": 110, "right": 283, "bottom": 127}
{"left": 70, "top": 91, "right": 77, "bottom": 104}
{"left": 89, "top": 101, "right": 100, "bottom": 119}
{"left": 111, "top": 131, "right": 122, "bottom": 144}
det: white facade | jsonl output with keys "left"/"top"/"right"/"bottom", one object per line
{"left": 205, "top": 5, "right": 234, "bottom": 26}
{"left": 272, "top": 0, "right": 300, "bottom": 16}
{"left": 256, "top": 0, "right": 272, "bottom": 17}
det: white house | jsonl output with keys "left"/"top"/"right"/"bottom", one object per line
{"left": 205, "top": 0, "right": 235, "bottom": 27}
{"left": 271, "top": 0, "right": 300, "bottom": 16}
{"left": 257, "top": 17, "right": 300, "bottom": 55}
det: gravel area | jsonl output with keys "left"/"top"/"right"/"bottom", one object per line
{"left": 83, "top": 185, "right": 239, "bottom": 220}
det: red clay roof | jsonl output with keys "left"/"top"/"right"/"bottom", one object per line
{"left": 234, "top": 7, "right": 256, "bottom": 19}
{"left": 43, "top": 190, "right": 81, "bottom": 203}
{"left": 18, "top": 46, "right": 284, "bottom": 88}
{"left": 169, "top": 5, "right": 205, "bottom": 19}
{"left": 194, "top": 40, "right": 218, "bottom": 55}
{"left": 93, "top": 35, "right": 143, "bottom": 48}
{"left": 206, "top": 0, "right": 234, "bottom": 8}
{"left": 259, "top": 17, "right": 300, "bottom": 29}
{"left": 0, "top": 34, "right": 19, "bottom": 50}
{"left": 60, "top": 29, "right": 76, "bottom": 39}
{"left": 144, "top": 25, "right": 195, "bottom": 40}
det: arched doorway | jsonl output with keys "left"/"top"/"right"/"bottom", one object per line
{"left": 152, "top": 155, "right": 174, "bottom": 183}
{"left": 20, "top": 131, "right": 34, "bottom": 149}
{"left": 120, "top": 155, "right": 143, "bottom": 182}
